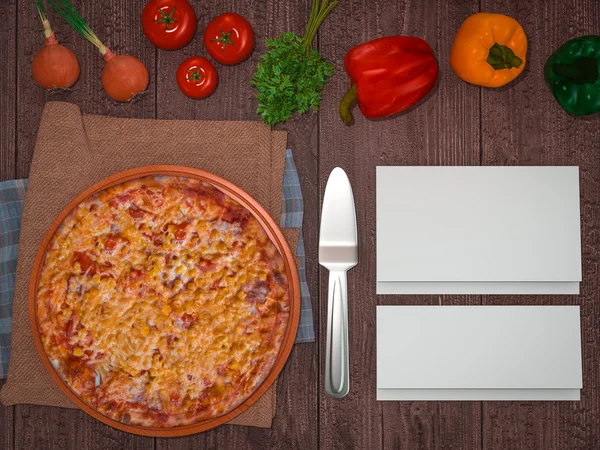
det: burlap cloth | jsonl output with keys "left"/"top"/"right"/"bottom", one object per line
{"left": 0, "top": 102, "right": 300, "bottom": 429}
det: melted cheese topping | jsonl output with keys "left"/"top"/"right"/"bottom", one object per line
{"left": 36, "top": 176, "right": 290, "bottom": 427}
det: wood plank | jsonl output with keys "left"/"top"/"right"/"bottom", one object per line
{"left": 480, "top": 1, "right": 600, "bottom": 449}
{"left": 6, "top": 1, "right": 599, "bottom": 448}
{"left": 15, "top": 406, "right": 154, "bottom": 450}
{"left": 14, "top": 0, "right": 156, "bottom": 448}
{"left": 318, "top": 0, "right": 481, "bottom": 448}
{"left": 0, "top": 0, "right": 16, "bottom": 181}
{"left": 155, "top": 0, "right": 319, "bottom": 448}
{"left": 0, "top": 380, "right": 14, "bottom": 450}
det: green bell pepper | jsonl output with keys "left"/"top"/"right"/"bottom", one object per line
{"left": 544, "top": 35, "right": 600, "bottom": 116}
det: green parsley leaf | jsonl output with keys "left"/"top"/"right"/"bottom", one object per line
{"left": 251, "top": 28, "right": 335, "bottom": 125}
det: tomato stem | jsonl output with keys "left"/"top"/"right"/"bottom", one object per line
{"left": 188, "top": 67, "right": 205, "bottom": 84}
{"left": 211, "top": 31, "right": 234, "bottom": 52}
{"left": 155, "top": 6, "right": 177, "bottom": 30}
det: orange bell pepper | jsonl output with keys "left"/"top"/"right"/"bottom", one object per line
{"left": 450, "top": 13, "right": 527, "bottom": 88}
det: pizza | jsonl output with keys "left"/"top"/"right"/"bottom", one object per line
{"left": 35, "top": 175, "right": 291, "bottom": 427}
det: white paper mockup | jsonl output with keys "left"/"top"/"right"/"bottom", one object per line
{"left": 376, "top": 166, "right": 581, "bottom": 294}
{"left": 376, "top": 306, "right": 582, "bottom": 401}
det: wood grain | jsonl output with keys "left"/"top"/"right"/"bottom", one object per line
{"left": 0, "top": 380, "right": 13, "bottom": 450}
{"left": 2, "top": 0, "right": 600, "bottom": 448}
{"left": 15, "top": 406, "right": 152, "bottom": 450}
{"left": 480, "top": 1, "right": 600, "bottom": 449}
{"left": 0, "top": 0, "right": 16, "bottom": 181}
{"left": 318, "top": 0, "right": 482, "bottom": 448}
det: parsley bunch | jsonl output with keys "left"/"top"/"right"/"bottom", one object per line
{"left": 251, "top": 0, "right": 338, "bottom": 126}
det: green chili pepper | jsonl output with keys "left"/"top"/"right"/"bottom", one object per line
{"left": 544, "top": 35, "right": 600, "bottom": 116}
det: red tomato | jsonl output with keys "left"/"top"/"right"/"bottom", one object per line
{"left": 142, "top": 0, "right": 196, "bottom": 50}
{"left": 176, "top": 56, "right": 218, "bottom": 99}
{"left": 203, "top": 13, "right": 254, "bottom": 65}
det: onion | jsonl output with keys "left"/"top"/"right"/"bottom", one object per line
{"left": 101, "top": 50, "right": 149, "bottom": 102}
{"left": 32, "top": 1, "right": 79, "bottom": 90}
{"left": 32, "top": 34, "right": 80, "bottom": 90}
{"left": 47, "top": 0, "right": 150, "bottom": 102}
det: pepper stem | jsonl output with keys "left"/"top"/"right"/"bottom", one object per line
{"left": 487, "top": 43, "right": 523, "bottom": 70}
{"left": 552, "top": 57, "right": 598, "bottom": 85}
{"left": 339, "top": 84, "right": 357, "bottom": 125}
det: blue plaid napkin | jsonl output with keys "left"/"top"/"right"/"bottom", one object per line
{"left": 0, "top": 179, "right": 28, "bottom": 379}
{"left": 281, "top": 149, "right": 315, "bottom": 344}
{"left": 0, "top": 150, "right": 314, "bottom": 379}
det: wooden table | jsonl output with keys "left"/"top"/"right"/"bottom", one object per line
{"left": 1, "top": 0, "right": 599, "bottom": 448}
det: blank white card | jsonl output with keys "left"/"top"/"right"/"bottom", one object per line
{"left": 376, "top": 166, "right": 582, "bottom": 294}
{"left": 377, "top": 306, "right": 582, "bottom": 401}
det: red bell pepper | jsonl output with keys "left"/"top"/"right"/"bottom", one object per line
{"left": 339, "top": 36, "right": 438, "bottom": 124}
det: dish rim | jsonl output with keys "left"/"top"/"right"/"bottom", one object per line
{"left": 28, "top": 165, "right": 300, "bottom": 437}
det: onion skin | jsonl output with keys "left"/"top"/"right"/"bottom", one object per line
{"left": 102, "top": 52, "right": 149, "bottom": 102}
{"left": 32, "top": 35, "right": 80, "bottom": 89}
